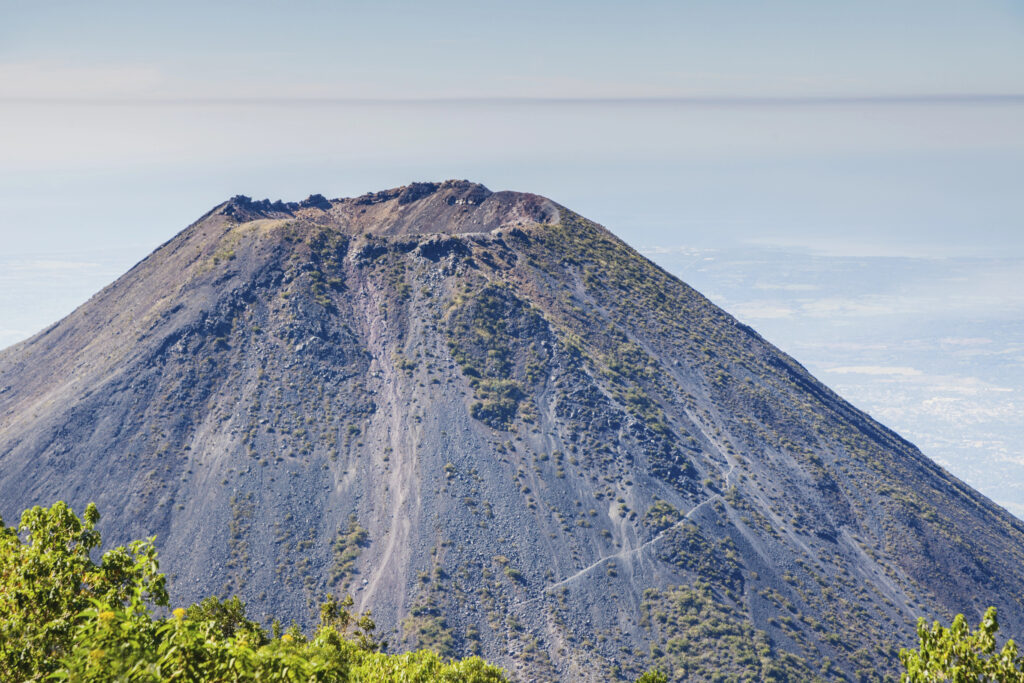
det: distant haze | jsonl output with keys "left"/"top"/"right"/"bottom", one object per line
{"left": 3, "top": 0, "right": 1022, "bottom": 255}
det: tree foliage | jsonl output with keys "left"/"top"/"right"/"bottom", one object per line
{"left": 2, "top": 501, "right": 833, "bottom": 682}
{"left": 0, "top": 501, "right": 167, "bottom": 680}
{"left": 900, "top": 607, "right": 1024, "bottom": 682}
{"left": 0, "top": 501, "right": 509, "bottom": 682}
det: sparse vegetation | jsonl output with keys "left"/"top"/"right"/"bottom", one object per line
{"left": 331, "top": 514, "right": 369, "bottom": 590}
{"left": 644, "top": 500, "right": 683, "bottom": 533}
{"left": 641, "top": 583, "right": 817, "bottom": 682}
{"left": 445, "top": 283, "right": 545, "bottom": 429}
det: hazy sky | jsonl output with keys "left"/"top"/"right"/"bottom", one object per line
{"left": 4, "top": 1, "right": 1024, "bottom": 99}
{"left": 1, "top": 1, "right": 1023, "bottom": 324}
{"left": 2, "top": 1, "right": 1023, "bottom": 262}
{"left": 2, "top": 0, "right": 1024, "bottom": 255}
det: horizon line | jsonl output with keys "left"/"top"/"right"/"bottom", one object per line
{"left": 3, "top": 93, "right": 1024, "bottom": 107}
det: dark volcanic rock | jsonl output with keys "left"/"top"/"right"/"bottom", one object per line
{"left": 2, "top": 180, "right": 1024, "bottom": 681}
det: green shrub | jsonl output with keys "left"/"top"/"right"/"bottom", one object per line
{"left": 0, "top": 502, "right": 509, "bottom": 682}
{"left": 900, "top": 607, "right": 1024, "bottom": 681}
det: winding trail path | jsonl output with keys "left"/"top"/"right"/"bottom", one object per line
{"left": 510, "top": 459, "right": 738, "bottom": 610}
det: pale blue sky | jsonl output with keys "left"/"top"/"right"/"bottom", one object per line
{"left": 1, "top": 0, "right": 1022, "bottom": 260}
{"left": 4, "top": 1, "right": 1024, "bottom": 99}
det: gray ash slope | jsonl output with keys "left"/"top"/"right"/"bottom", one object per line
{"left": 2, "top": 179, "right": 1024, "bottom": 681}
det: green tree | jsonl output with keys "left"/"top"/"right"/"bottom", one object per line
{"left": 900, "top": 607, "right": 1024, "bottom": 682}
{"left": 185, "top": 595, "right": 268, "bottom": 644}
{"left": 0, "top": 501, "right": 167, "bottom": 680}
{"left": 1, "top": 501, "right": 509, "bottom": 682}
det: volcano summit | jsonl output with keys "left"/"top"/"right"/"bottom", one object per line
{"left": 2, "top": 180, "right": 1023, "bottom": 681}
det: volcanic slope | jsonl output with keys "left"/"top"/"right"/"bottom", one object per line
{"left": 2, "top": 180, "right": 1024, "bottom": 681}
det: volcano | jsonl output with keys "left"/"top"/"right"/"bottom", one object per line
{"left": 2, "top": 180, "right": 1023, "bottom": 681}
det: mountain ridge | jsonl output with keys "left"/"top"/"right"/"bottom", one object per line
{"left": 205, "top": 180, "right": 561, "bottom": 236}
{"left": 2, "top": 182, "right": 1023, "bottom": 681}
